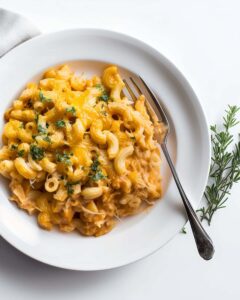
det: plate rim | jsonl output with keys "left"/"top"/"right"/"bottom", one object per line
{"left": 0, "top": 28, "right": 211, "bottom": 271}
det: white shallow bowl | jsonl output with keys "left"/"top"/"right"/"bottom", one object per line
{"left": 0, "top": 29, "right": 210, "bottom": 271}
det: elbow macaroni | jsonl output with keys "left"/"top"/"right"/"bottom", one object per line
{"left": 114, "top": 145, "right": 134, "bottom": 175}
{"left": 0, "top": 64, "right": 163, "bottom": 237}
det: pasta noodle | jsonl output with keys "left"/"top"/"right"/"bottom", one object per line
{"left": 0, "top": 64, "right": 163, "bottom": 237}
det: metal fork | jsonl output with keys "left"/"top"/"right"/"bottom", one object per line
{"left": 123, "top": 77, "right": 215, "bottom": 260}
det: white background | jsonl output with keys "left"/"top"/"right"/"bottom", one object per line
{"left": 0, "top": 0, "right": 240, "bottom": 299}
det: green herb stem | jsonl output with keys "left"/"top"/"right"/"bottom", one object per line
{"left": 197, "top": 105, "right": 240, "bottom": 225}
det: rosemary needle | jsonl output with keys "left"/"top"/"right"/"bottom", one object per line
{"left": 180, "top": 227, "right": 187, "bottom": 234}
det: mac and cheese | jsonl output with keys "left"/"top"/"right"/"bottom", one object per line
{"left": 0, "top": 64, "right": 163, "bottom": 236}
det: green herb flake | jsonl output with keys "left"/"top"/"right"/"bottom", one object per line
{"left": 56, "top": 152, "right": 72, "bottom": 165}
{"left": 30, "top": 144, "right": 45, "bottom": 161}
{"left": 67, "top": 184, "right": 74, "bottom": 195}
{"left": 37, "top": 124, "right": 47, "bottom": 134}
{"left": 91, "top": 158, "right": 100, "bottom": 172}
{"left": 19, "top": 123, "right": 24, "bottom": 129}
{"left": 89, "top": 157, "right": 106, "bottom": 181}
{"left": 34, "top": 112, "right": 39, "bottom": 123}
{"left": 43, "top": 136, "right": 51, "bottom": 143}
{"left": 39, "top": 91, "right": 52, "bottom": 103}
{"left": 180, "top": 227, "right": 187, "bottom": 234}
{"left": 17, "top": 149, "right": 25, "bottom": 157}
{"left": 95, "top": 84, "right": 104, "bottom": 90}
{"left": 66, "top": 106, "right": 76, "bottom": 116}
{"left": 98, "top": 91, "right": 109, "bottom": 103}
{"left": 10, "top": 144, "right": 18, "bottom": 151}
{"left": 55, "top": 120, "right": 66, "bottom": 128}
{"left": 91, "top": 171, "right": 106, "bottom": 181}
{"left": 130, "top": 136, "right": 136, "bottom": 141}
{"left": 65, "top": 181, "right": 80, "bottom": 195}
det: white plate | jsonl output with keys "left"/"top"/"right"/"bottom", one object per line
{"left": 0, "top": 29, "right": 210, "bottom": 271}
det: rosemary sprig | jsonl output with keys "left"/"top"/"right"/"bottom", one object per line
{"left": 197, "top": 105, "right": 240, "bottom": 225}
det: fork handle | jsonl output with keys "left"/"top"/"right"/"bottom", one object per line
{"left": 161, "top": 143, "right": 215, "bottom": 260}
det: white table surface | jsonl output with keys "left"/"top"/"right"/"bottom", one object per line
{"left": 0, "top": 0, "right": 240, "bottom": 299}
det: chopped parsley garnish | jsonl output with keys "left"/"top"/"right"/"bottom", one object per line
{"left": 46, "top": 122, "right": 49, "bottom": 128}
{"left": 37, "top": 124, "right": 47, "bottom": 134}
{"left": 95, "top": 83, "right": 104, "bottom": 90}
{"left": 10, "top": 144, "right": 18, "bottom": 151}
{"left": 17, "top": 150, "right": 25, "bottom": 157}
{"left": 19, "top": 122, "right": 24, "bottom": 129}
{"left": 67, "top": 184, "right": 74, "bottom": 195}
{"left": 66, "top": 106, "right": 76, "bottom": 116}
{"left": 98, "top": 91, "right": 109, "bottom": 103}
{"left": 39, "top": 91, "right": 52, "bottom": 103}
{"left": 65, "top": 181, "right": 80, "bottom": 195}
{"left": 89, "top": 157, "right": 106, "bottom": 181}
{"left": 36, "top": 124, "right": 50, "bottom": 143}
{"left": 91, "top": 172, "right": 106, "bottom": 181}
{"left": 34, "top": 113, "right": 39, "bottom": 123}
{"left": 30, "top": 144, "right": 45, "bottom": 161}
{"left": 91, "top": 158, "right": 100, "bottom": 172}
{"left": 55, "top": 120, "right": 66, "bottom": 128}
{"left": 56, "top": 152, "right": 72, "bottom": 165}
{"left": 43, "top": 136, "right": 51, "bottom": 143}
